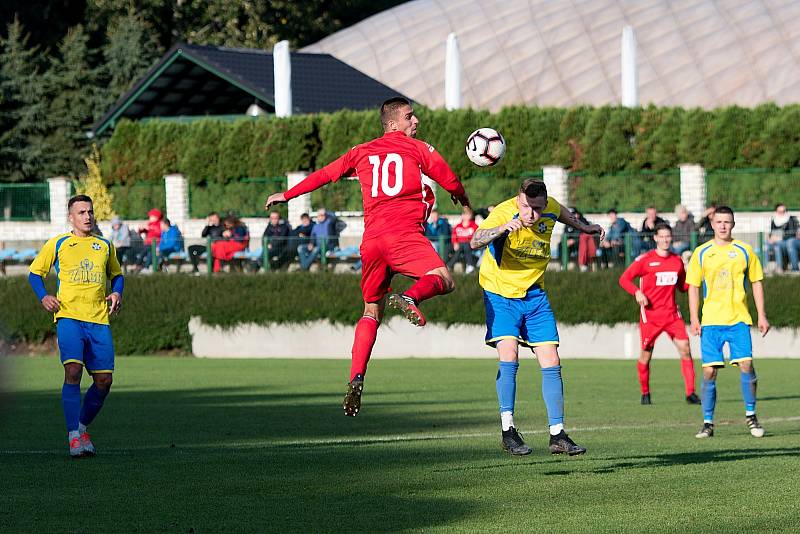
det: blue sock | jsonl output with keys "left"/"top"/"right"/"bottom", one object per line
{"left": 740, "top": 370, "right": 757, "bottom": 415}
{"left": 701, "top": 378, "right": 717, "bottom": 423}
{"left": 540, "top": 365, "right": 564, "bottom": 426}
{"left": 79, "top": 384, "right": 110, "bottom": 427}
{"left": 496, "top": 361, "right": 519, "bottom": 414}
{"left": 61, "top": 383, "right": 81, "bottom": 432}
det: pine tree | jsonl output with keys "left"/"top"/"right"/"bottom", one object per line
{"left": 75, "top": 144, "right": 115, "bottom": 221}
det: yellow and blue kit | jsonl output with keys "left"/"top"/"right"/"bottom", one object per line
{"left": 29, "top": 232, "right": 123, "bottom": 373}
{"left": 478, "top": 196, "right": 561, "bottom": 347}
{"left": 686, "top": 239, "right": 764, "bottom": 367}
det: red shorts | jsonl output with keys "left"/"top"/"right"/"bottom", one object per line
{"left": 640, "top": 313, "right": 689, "bottom": 350}
{"left": 360, "top": 232, "right": 445, "bottom": 302}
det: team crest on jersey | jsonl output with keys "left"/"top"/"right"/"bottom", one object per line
{"left": 728, "top": 251, "right": 737, "bottom": 258}
{"left": 91, "top": 242, "right": 101, "bottom": 251}
{"left": 537, "top": 222, "right": 547, "bottom": 233}
{"left": 68, "top": 258, "right": 102, "bottom": 284}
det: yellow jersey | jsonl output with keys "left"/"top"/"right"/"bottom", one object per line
{"left": 685, "top": 239, "right": 763, "bottom": 326}
{"left": 478, "top": 196, "right": 561, "bottom": 298}
{"left": 29, "top": 232, "right": 123, "bottom": 325}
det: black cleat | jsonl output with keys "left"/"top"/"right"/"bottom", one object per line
{"left": 686, "top": 392, "right": 701, "bottom": 405}
{"left": 387, "top": 294, "right": 426, "bottom": 327}
{"left": 695, "top": 422, "right": 714, "bottom": 438}
{"left": 501, "top": 427, "right": 532, "bottom": 456}
{"left": 746, "top": 414, "right": 765, "bottom": 437}
{"left": 343, "top": 374, "right": 364, "bottom": 417}
{"left": 641, "top": 393, "right": 652, "bottom": 405}
{"left": 549, "top": 430, "right": 587, "bottom": 455}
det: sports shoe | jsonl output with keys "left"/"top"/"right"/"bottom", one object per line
{"left": 695, "top": 423, "right": 714, "bottom": 438}
{"left": 387, "top": 294, "right": 426, "bottom": 327}
{"left": 686, "top": 393, "right": 701, "bottom": 405}
{"left": 641, "top": 393, "right": 651, "bottom": 405}
{"left": 548, "top": 430, "right": 587, "bottom": 455}
{"left": 343, "top": 374, "right": 364, "bottom": 417}
{"left": 79, "top": 432, "right": 96, "bottom": 456}
{"left": 746, "top": 415, "right": 765, "bottom": 437}
{"left": 68, "top": 435, "right": 84, "bottom": 459}
{"left": 501, "top": 427, "right": 532, "bottom": 456}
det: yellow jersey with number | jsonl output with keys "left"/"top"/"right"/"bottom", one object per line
{"left": 685, "top": 239, "right": 763, "bottom": 326}
{"left": 478, "top": 196, "right": 561, "bottom": 298}
{"left": 29, "top": 232, "right": 122, "bottom": 325}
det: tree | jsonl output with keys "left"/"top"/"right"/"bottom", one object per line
{"left": 75, "top": 144, "right": 116, "bottom": 220}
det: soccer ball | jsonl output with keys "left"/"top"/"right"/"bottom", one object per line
{"left": 465, "top": 128, "right": 506, "bottom": 167}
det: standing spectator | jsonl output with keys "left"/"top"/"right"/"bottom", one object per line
{"left": 299, "top": 208, "right": 340, "bottom": 270}
{"left": 211, "top": 216, "right": 249, "bottom": 272}
{"left": 109, "top": 216, "right": 132, "bottom": 267}
{"left": 135, "top": 208, "right": 163, "bottom": 269}
{"left": 426, "top": 209, "right": 452, "bottom": 257}
{"left": 696, "top": 203, "right": 716, "bottom": 245}
{"left": 672, "top": 205, "right": 695, "bottom": 256}
{"left": 767, "top": 203, "right": 800, "bottom": 273}
{"left": 263, "top": 210, "right": 292, "bottom": 270}
{"left": 157, "top": 218, "right": 183, "bottom": 264}
{"left": 189, "top": 212, "right": 224, "bottom": 273}
{"left": 447, "top": 207, "right": 478, "bottom": 273}
{"left": 639, "top": 206, "right": 666, "bottom": 252}
{"left": 600, "top": 209, "right": 636, "bottom": 268}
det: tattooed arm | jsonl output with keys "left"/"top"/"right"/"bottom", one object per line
{"left": 556, "top": 203, "right": 605, "bottom": 242}
{"left": 470, "top": 219, "right": 524, "bottom": 250}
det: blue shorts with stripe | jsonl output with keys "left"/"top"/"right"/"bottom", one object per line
{"left": 56, "top": 318, "right": 115, "bottom": 374}
{"left": 483, "top": 286, "right": 559, "bottom": 348}
{"left": 700, "top": 322, "right": 752, "bottom": 368}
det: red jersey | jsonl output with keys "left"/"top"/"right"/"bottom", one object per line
{"left": 619, "top": 250, "right": 688, "bottom": 320}
{"left": 284, "top": 131, "right": 465, "bottom": 240}
{"left": 451, "top": 220, "right": 478, "bottom": 245}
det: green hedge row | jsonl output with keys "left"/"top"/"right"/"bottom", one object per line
{"left": 1, "top": 272, "right": 797, "bottom": 355}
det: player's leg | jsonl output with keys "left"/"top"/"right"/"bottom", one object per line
{"left": 57, "top": 319, "right": 86, "bottom": 458}
{"left": 696, "top": 326, "right": 724, "bottom": 438}
{"left": 78, "top": 323, "right": 115, "bottom": 455}
{"left": 729, "top": 323, "right": 762, "bottom": 437}
{"left": 638, "top": 348, "right": 653, "bottom": 404}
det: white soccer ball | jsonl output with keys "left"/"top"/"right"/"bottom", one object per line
{"left": 465, "top": 128, "right": 506, "bottom": 167}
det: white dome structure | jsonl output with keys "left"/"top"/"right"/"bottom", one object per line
{"left": 302, "top": 0, "right": 800, "bottom": 110}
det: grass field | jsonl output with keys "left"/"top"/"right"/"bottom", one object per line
{"left": 2, "top": 356, "right": 800, "bottom": 533}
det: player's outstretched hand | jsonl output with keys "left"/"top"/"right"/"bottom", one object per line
{"left": 586, "top": 223, "right": 605, "bottom": 242}
{"left": 690, "top": 319, "right": 701, "bottom": 337}
{"left": 40, "top": 295, "right": 60, "bottom": 313}
{"left": 758, "top": 315, "right": 770, "bottom": 337}
{"left": 451, "top": 192, "right": 471, "bottom": 209}
{"left": 265, "top": 192, "right": 287, "bottom": 210}
{"left": 501, "top": 219, "right": 524, "bottom": 234}
{"left": 106, "top": 292, "right": 122, "bottom": 315}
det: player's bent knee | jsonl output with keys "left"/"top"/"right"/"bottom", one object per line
{"left": 93, "top": 373, "right": 113, "bottom": 389}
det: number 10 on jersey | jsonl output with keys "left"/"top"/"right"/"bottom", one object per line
{"left": 369, "top": 154, "right": 404, "bottom": 197}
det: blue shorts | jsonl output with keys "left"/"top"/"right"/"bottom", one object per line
{"left": 700, "top": 322, "right": 752, "bottom": 368}
{"left": 483, "top": 287, "right": 559, "bottom": 348}
{"left": 56, "top": 318, "right": 115, "bottom": 374}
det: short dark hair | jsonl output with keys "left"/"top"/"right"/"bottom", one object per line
{"left": 380, "top": 97, "right": 411, "bottom": 129}
{"left": 607, "top": 208, "right": 618, "bottom": 215}
{"left": 776, "top": 203, "right": 786, "bottom": 210}
{"left": 300, "top": 212, "right": 310, "bottom": 219}
{"left": 162, "top": 218, "right": 171, "bottom": 226}
{"left": 646, "top": 205, "right": 656, "bottom": 211}
{"left": 654, "top": 222, "right": 672, "bottom": 234}
{"left": 208, "top": 211, "right": 219, "bottom": 217}
{"left": 519, "top": 179, "right": 547, "bottom": 199}
{"left": 715, "top": 205, "right": 734, "bottom": 218}
{"left": 68, "top": 195, "right": 92, "bottom": 210}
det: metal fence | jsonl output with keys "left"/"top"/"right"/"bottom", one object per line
{"left": 568, "top": 170, "right": 681, "bottom": 213}
{"left": 0, "top": 183, "right": 49, "bottom": 221}
{"left": 706, "top": 169, "right": 800, "bottom": 211}
{"left": 188, "top": 177, "right": 287, "bottom": 218}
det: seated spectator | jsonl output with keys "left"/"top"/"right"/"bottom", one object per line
{"left": 211, "top": 216, "right": 249, "bottom": 272}
{"left": 134, "top": 208, "right": 163, "bottom": 270}
{"left": 291, "top": 212, "right": 314, "bottom": 253}
{"left": 671, "top": 204, "right": 695, "bottom": 256}
{"left": 109, "top": 216, "right": 132, "bottom": 266}
{"left": 639, "top": 206, "right": 666, "bottom": 252}
{"left": 158, "top": 218, "right": 183, "bottom": 256}
{"left": 426, "top": 209, "right": 452, "bottom": 257}
{"left": 600, "top": 208, "right": 636, "bottom": 268}
{"left": 263, "top": 210, "right": 292, "bottom": 270}
{"left": 696, "top": 203, "right": 716, "bottom": 245}
{"left": 189, "top": 212, "right": 224, "bottom": 273}
{"left": 767, "top": 203, "right": 800, "bottom": 273}
{"left": 447, "top": 207, "right": 478, "bottom": 274}
{"left": 299, "top": 208, "right": 343, "bottom": 270}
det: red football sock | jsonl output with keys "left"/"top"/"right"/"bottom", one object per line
{"left": 637, "top": 362, "right": 650, "bottom": 395}
{"left": 350, "top": 316, "right": 379, "bottom": 381}
{"left": 680, "top": 358, "right": 696, "bottom": 395}
{"left": 404, "top": 274, "right": 448, "bottom": 304}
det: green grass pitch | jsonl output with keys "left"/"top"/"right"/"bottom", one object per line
{"left": 2, "top": 357, "right": 799, "bottom": 532}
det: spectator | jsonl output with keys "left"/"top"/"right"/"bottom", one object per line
{"left": 600, "top": 208, "right": 636, "bottom": 268}
{"left": 291, "top": 212, "right": 314, "bottom": 252}
{"left": 672, "top": 204, "right": 695, "bottom": 256}
{"left": 447, "top": 207, "right": 478, "bottom": 274}
{"left": 211, "top": 216, "right": 249, "bottom": 272}
{"left": 189, "top": 212, "right": 224, "bottom": 273}
{"left": 135, "top": 208, "right": 163, "bottom": 268}
{"left": 639, "top": 206, "right": 666, "bottom": 252}
{"left": 263, "top": 210, "right": 292, "bottom": 270}
{"left": 767, "top": 203, "right": 800, "bottom": 273}
{"left": 158, "top": 218, "right": 183, "bottom": 257}
{"left": 576, "top": 210, "right": 598, "bottom": 272}
{"left": 696, "top": 203, "right": 716, "bottom": 245}
{"left": 109, "top": 216, "right": 132, "bottom": 267}
{"left": 426, "top": 209, "right": 452, "bottom": 257}
{"left": 299, "top": 208, "right": 342, "bottom": 270}
{"left": 558, "top": 207, "right": 590, "bottom": 265}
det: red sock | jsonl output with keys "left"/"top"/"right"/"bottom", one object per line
{"left": 680, "top": 358, "right": 696, "bottom": 395}
{"left": 637, "top": 362, "right": 650, "bottom": 395}
{"left": 350, "top": 316, "right": 379, "bottom": 381}
{"left": 404, "top": 274, "right": 448, "bottom": 304}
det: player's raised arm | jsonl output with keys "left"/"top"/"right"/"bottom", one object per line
{"left": 265, "top": 151, "right": 355, "bottom": 210}
{"left": 416, "top": 142, "right": 470, "bottom": 208}
{"left": 556, "top": 202, "right": 605, "bottom": 242}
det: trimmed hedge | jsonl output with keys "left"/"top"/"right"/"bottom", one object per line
{"left": 1, "top": 272, "right": 797, "bottom": 355}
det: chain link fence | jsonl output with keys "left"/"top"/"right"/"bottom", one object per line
{"left": 0, "top": 183, "right": 49, "bottom": 221}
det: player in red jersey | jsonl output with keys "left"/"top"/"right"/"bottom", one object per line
{"left": 619, "top": 223, "right": 700, "bottom": 405}
{"left": 265, "top": 97, "right": 470, "bottom": 416}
